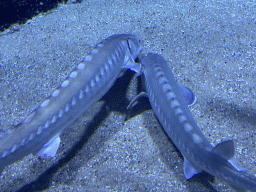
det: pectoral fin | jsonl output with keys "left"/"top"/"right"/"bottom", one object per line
{"left": 122, "top": 59, "right": 142, "bottom": 75}
{"left": 36, "top": 135, "right": 61, "bottom": 157}
{"left": 183, "top": 157, "right": 202, "bottom": 179}
{"left": 127, "top": 92, "right": 148, "bottom": 111}
{"left": 179, "top": 85, "right": 196, "bottom": 106}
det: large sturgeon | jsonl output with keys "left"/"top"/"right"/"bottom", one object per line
{"left": 136, "top": 53, "right": 256, "bottom": 191}
{"left": 0, "top": 34, "right": 142, "bottom": 173}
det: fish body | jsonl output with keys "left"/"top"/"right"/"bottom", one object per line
{"left": 141, "top": 53, "right": 256, "bottom": 190}
{"left": 0, "top": 34, "right": 142, "bottom": 173}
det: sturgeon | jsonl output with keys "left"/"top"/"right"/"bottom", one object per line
{"left": 138, "top": 53, "right": 256, "bottom": 190}
{"left": 0, "top": 34, "right": 142, "bottom": 173}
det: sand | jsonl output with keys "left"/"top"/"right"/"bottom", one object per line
{"left": 0, "top": 0, "right": 255, "bottom": 191}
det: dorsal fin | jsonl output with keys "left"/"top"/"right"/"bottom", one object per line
{"left": 212, "top": 140, "right": 247, "bottom": 172}
{"left": 212, "top": 140, "right": 235, "bottom": 160}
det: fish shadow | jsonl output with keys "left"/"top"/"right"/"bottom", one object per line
{"left": 17, "top": 70, "right": 136, "bottom": 192}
